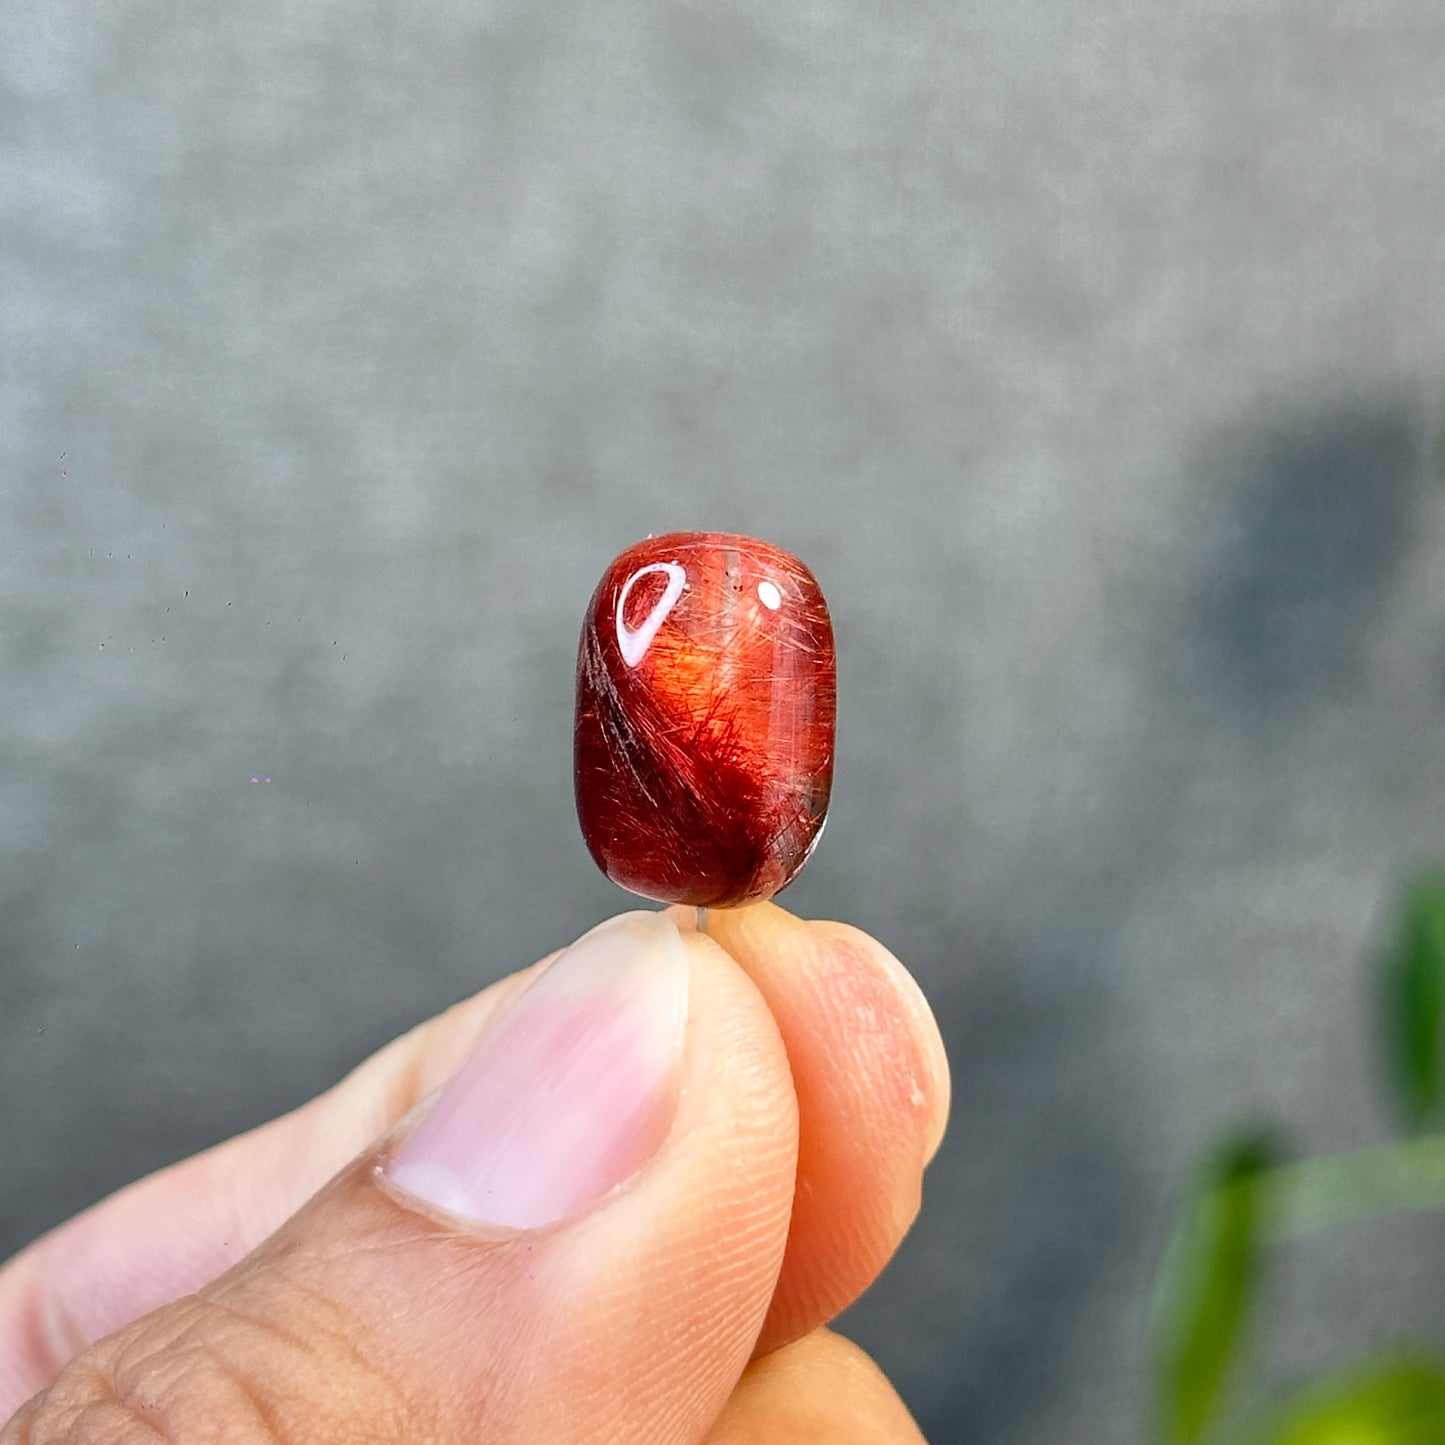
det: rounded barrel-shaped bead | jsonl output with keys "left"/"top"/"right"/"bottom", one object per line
{"left": 574, "top": 532, "right": 836, "bottom": 907}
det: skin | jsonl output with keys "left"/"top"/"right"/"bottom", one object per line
{"left": 0, "top": 902, "right": 950, "bottom": 1442}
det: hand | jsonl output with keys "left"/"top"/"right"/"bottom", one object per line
{"left": 0, "top": 903, "right": 949, "bottom": 1442}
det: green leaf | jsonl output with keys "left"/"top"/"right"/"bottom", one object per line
{"left": 1255, "top": 1360, "right": 1445, "bottom": 1445}
{"left": 1377, "top": 872, "right": 1445, "bottom": 1129}
{"left": 1152, "top": 1132, "right": 1277, "bottom": 1444}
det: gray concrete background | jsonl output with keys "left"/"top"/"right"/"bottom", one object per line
{"left": 5, "top": 2, "right": 1445, "bottom": 1440}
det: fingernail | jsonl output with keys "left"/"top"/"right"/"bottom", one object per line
{"left": 386, "top": 912, "right": 689, "bottom": 1229}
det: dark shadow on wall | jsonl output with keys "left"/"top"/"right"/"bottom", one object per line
{"left": 1201, "top": 399, "right": 1424, "bottom": 698}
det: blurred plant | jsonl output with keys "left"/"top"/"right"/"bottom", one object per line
{"left": 1380, "top": 872, "right": 1445, "bottom": 1131}
{"left": 1149, "top": 872, "right": 1445, "bottom": 1444}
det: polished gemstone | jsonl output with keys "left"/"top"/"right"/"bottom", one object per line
{"left": 575, "top": 532, "right": 836, "bottom": 907}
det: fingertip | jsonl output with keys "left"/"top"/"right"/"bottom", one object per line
{"left": 698, "top": 902, "right": 951, "bottom": 1168}
{"left": 680, "top": 900, "right": 948, "bottom": 1351}
{"left": 804, "top": 918, "right": 951, "bottom": 1167}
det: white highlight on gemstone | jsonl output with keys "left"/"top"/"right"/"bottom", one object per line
{"left": 756, "top": 579, "right": 783, "bottom": 611}
{"left": 616, "top": 561, "right": 687, "bottom": 667}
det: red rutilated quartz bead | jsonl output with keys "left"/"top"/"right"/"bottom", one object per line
{"left": 575, "top": 532, "right": 836, "bottom": 908}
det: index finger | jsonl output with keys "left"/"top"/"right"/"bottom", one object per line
{"left": 671, "top": 902, "right": 950, "bottom": 1355}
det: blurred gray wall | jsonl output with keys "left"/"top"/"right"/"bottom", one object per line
{"left": 6, "top": 3, "right": 1445, "bottom": 1440}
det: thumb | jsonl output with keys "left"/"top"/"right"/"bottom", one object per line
{"left": 6, "top": 912, "right": 800, "bottom": 1444}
